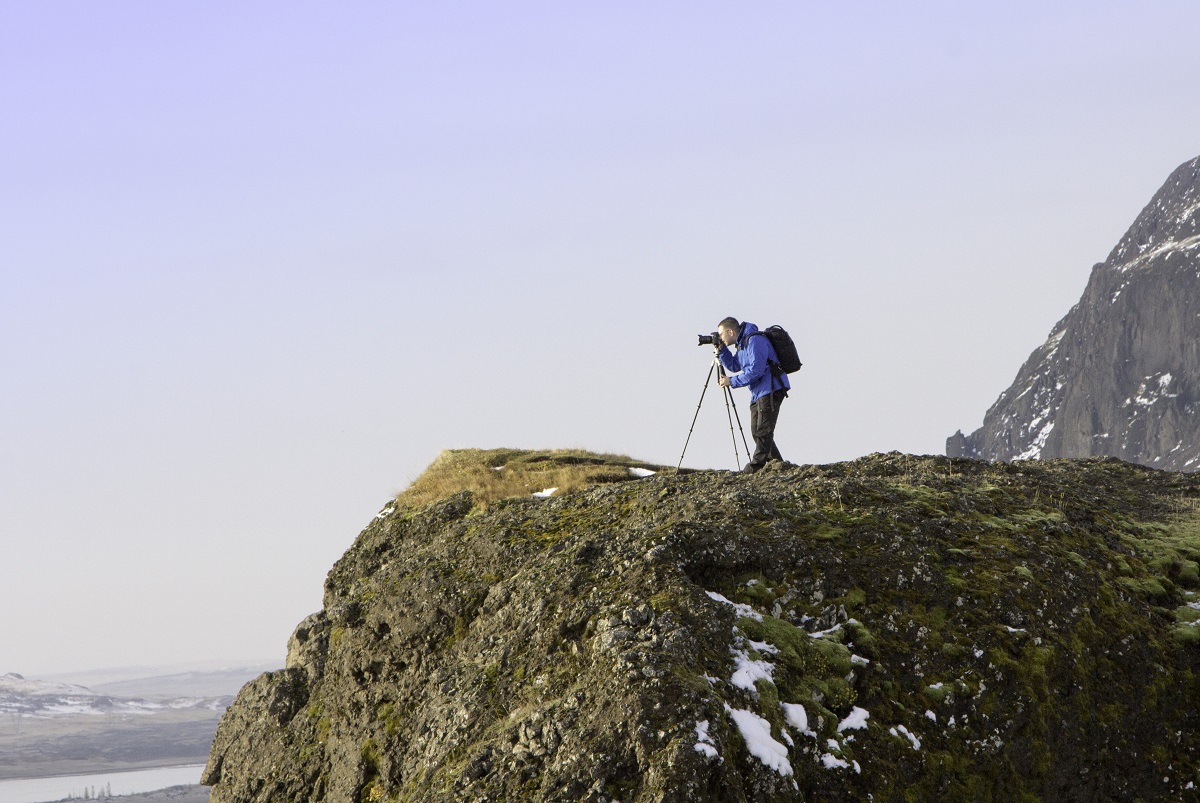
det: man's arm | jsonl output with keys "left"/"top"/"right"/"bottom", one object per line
{"left": 717, "top": 344, "right": 740, "bottom": 375}
{"left": 728, "top": 336, "right": 769, "bottom": 388}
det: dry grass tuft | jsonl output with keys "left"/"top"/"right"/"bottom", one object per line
{"left": 396, "top": 448, "right": 663, "bottom": 508}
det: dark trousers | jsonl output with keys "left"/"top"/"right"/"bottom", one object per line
{"left": 748, "top": 389, "right": 786, "bottom": 468}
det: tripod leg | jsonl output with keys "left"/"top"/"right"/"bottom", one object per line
{"left": 727, "top": 388, "right": 752, "bottom": 460}
{"left": 722, "top": 381, "right": 742, "bottom": 468}
{"left": 677, "top": 362, "right": 716, "bottom": 468}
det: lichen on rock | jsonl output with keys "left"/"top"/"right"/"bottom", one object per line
{"left": 205, "top": 450, "right": 1200, "bottom": 801}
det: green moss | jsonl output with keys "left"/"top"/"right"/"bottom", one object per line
{"left": 1117, "top": 576, "right": 1170, "bottom": 602}
{"left": 377, "top": 702, "right": 404, "bottom": 736}
{"left": 940, "top": 642, "right": 968, "bottom": 660}
{"left": 1171, "top": 623, "right": 1200, "bottom": 644}
{"left": 754, "top": 679, "right": 787, "bottom": 735}
{"left": 843, "top": 620, "right": 878, "bottom": 659}
{"left": 739, "top": 577, "right": 778, "bottom": 604}
{"left": 739, "top": 615, "right": 827, "bottom": 678}
{"left": 809, "top": 635, "right": 853, "bottom": 678}
{"left": 922, "top": 683, "right": 950, "bottom": 703}
{"left": 817, "top": 676, "right": 856, "bottom": 711}
{"left": 359, "top": 738, "right": 384, "bottom": 803}
{"left": 808, "top": 523, "right": 845, "bottom": 541}
{"left": 1175, "top": 606, "right": 1200, "bottom": 624}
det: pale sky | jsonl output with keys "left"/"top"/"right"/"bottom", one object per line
{"left": 4, "top": 1, "right": 1200, "bottom": 675}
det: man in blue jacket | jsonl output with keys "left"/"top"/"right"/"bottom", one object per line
{"left": 715, "top": 316, "right": 790, "bottom": 472}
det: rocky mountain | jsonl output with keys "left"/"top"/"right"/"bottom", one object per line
{"left": 205, "top": 449, "right": 1200, "bottom": 801}
{"left": 948, "top": 154, "right": 1200, "bottom": 470}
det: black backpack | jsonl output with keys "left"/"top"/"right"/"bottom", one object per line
{"left": 750, "top": 325, "right": 803, "bottom": 374}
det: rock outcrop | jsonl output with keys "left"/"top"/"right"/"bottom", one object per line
{"left": 948, "top": 154, "right": 1200, "bottom": 470}
{"left": 205, "top": 451, "right": 1200, "bottom": 801}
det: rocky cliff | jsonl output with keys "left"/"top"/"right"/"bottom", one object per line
{"left": 948, "top": 154, "right": 1200, "bottom": 470}
{"left": 205, "top": 450, "right": 1200, "bottom": 801}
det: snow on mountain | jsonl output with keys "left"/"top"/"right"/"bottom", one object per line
{"left": 949, "top": 154, "right": 1200, "bottom": 470}
{"left": 0, "top": 671, "right": 230, "bottom": 718}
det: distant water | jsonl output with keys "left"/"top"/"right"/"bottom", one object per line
{"left": 0, "top": 765, "right": 204, "bottom": 803}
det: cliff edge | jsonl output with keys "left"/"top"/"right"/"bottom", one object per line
{"left": 205, "top": 450, "right": 1200, "bottom": 801}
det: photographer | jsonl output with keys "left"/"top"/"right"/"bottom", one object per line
{"left": 715, "top": 316, "right": 790, "bottom": 472}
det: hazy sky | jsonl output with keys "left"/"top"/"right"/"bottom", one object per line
{"left": 4, "top": 1, "right": 1200, "bottom": 675}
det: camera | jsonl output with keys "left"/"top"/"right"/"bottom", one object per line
{"left": 697, "top": 332, "right": 720, "bottom": 346}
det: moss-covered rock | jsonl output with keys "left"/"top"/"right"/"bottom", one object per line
{"left": 205, "top": 451, "right": 1200, "bottom": 801}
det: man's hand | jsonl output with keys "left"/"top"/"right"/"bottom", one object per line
{"left": 718, "top": 375, "right": 731, "bottom": 388}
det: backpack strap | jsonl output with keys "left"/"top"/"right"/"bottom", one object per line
{"left": 748, "top": 331, "right": 784, "bottom": 378}
{"left": 748, "top": 331, "right": 784, "bottom": 409}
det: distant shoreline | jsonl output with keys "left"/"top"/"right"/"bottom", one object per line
{"left": 41, "top": 786, "right": 209, "bottom": 803}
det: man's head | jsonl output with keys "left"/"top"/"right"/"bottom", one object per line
{"left": 717, "top": 317, "right": 740, "bottom": 347}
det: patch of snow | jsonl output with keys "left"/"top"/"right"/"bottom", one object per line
{"left": 730, "top": 644, "right": 776, "bottom": 691}
{"left": 705, "top": 591, "right": 763, "bottom": 621}
{"left": 41, "top": 702, "right": 105, "bottom": 716}
{"left": 1043, "top": 329, "right": 1066, "bottom": 358}
{"left": 374, "top": 506, "right": 395, "bottom": 520}
{"left": 808, "top": 622, "right": 843, "bottom": 639}
{"left": 1014, "top": 420, "right": 1055, "bottom": 461}
{"left": 628, "top": 467, "right": 656, "bottom": 478}
{"left": 925, "top": 710, "right": 937, "bottom": 722}
{"left": 694, "top": 720, "right": 720, "bottom": 760}
{"left": 725, "top": 705, "right": 793, "bottom": 777}
{"left": 782, "top": 702, "right": 815, "bottom": 736}
{"left": 851, "top": 654, "right": 870, "bottom": 665}
{"left": 890, "top": 724, "right": 922, "bottom": 750}
{"left": 491, "top": 466, "right": 505, "bottom": 471}
{"left": 837, "top": 707, "right": 870, "bottom": 732}
{"left": 532, "top": 488, "right": 558, "bottom": 498}
{"left": 1114, "top": 233, "right": 1200, "bottom": 273}
{"left": 820, "top": 753, "right": 850, "bottom": 770}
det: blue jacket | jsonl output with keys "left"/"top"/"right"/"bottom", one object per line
{"left": 717, "top": 321, "right": 791, "bottom": 403}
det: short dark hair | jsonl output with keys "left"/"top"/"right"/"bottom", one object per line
{"left": 718, "top": 316, "right": 740, "bottom": 333}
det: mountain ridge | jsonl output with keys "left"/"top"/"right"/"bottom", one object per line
{"left": 948, "top": 154, "right": 1200, "bottom": 470}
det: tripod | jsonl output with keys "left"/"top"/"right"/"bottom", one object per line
{"left": 678, "top": 344, "right": 752, "bottom": 469}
